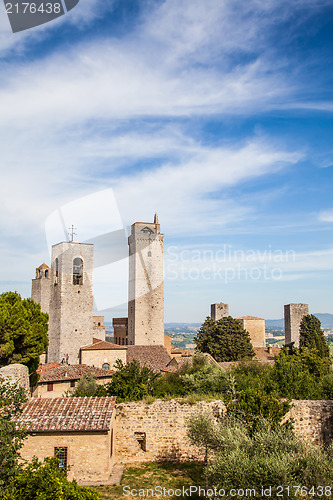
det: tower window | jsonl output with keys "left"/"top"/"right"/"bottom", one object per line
{"left": 73, "top": 258, "right": 83, "bottom": 285}
{"left": 55, "top": 258, "right": 59, "bottom": 284}
{"left": 45, "top": 270, "right": 48, "bottom": 278}
{"left": 102, "top": 363, "right": 110, "bottom": 370}
{"left": 148, "top": 251, "right": 152, "bottom": 257}
{"left": 140, "top": 227, "right": 153, "bottom": 235}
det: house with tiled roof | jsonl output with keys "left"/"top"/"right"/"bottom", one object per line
{"left": 80, "top": 338, "right": 127, "bottom": 370}
{"left": 18, "top": 397, "right": 116, "bottom": 485}
{"left": 33, "top": 363, "right": 114, "bottom": 398}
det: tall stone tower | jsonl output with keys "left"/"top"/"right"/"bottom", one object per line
{"left": 211, "top": 302, "right": 229, "bottom": 320}
{"left": 128, "top": 214, "right": 164, "bottom": 346}
{"left": 31, "top": 263, "right": 51, "bottom": 315}
{"left": 47, "top": 242, "right": 94, "bottom": 364}
{"left": 284, "top": 303, "right": 309, "bottom": 347}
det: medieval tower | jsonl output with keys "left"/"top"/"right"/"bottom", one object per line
{"left": 127, "top": 214, "right": 164, "bottom": 346}
{"left": 32, "top": 241, "right": 94, "bottom": 364}
{"left": 284, "top": 303, "right": 309, "bottom": 347}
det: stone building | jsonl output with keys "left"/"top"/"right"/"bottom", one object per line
{"left": 211, "top": 302, "right": 229, "bottom": 320}
{"left": 80, "top": 339, "right": 127, "bottom": 370}
{"left": 284, "top": 303, "right": 309, "bottom": 347}
{"left": 238, "top": 315, "right": 266, "bottom": 348}
{"left": 127, "top": 214, "right": 164, "bottom": 346}
{"left": 113, "top": 317, "right": 128, "bottom": 345}
{"left": 18, "top": 397, "right": 116, "bottom": 485}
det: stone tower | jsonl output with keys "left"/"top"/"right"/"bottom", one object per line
{"left": 31, "top": 263, "right": 51, "bottom": 315}
{"left": 284, "top": 303, "right": 309, "bottom": 347}
{"left": 211, "top": 302, "right": 229, "bottom": 320}
{"left": 128, "top": 214, "right": 164, "bottom": 346}
{"left": 47, "top": 242, "right": 94, "bottom": 364}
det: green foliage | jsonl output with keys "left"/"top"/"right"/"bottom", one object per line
{"left": 195, "top": 316, "right": 255, "bottom": 362}
{"left": 104, "top": 360, "right": 159, "bottom": 402}
{"left": 67, "top": 374, "right": 107, "bottom": 397}
{"left": 300, "top": 314, "right": 330, "bottom": 358}
{"left": 270, "top": 347, "right": 331, "bottom": 399}
{"left": 0, "top": 292, "right": 48, "bottom": 376}
{"left": 187, "top": 414, "right": 333, "bottom": 498}
{"left": 0, "top": 375, "right": 27, "bottom": 496}
{"left": 152, "top": 353, "right": 228, "bottom": 399}
{"left": 227, "top": 387, "right": 291, "bottom": 434}
{"left": 4, "top": 457, "right": 99, "bottom": 500}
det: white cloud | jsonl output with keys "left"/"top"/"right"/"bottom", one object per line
{"left": 319, "top": 210, "right": 333, "bottom": 222}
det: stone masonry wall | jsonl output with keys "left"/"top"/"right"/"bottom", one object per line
{"left": 115, "top": 399, "right": 333, "bottom": 464}
{"left": 115, "top": 399, "right": 226, "bottom": 463}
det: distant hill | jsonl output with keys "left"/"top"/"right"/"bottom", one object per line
{"left": 266, "top": 313, "right": 333, "bottom": 331}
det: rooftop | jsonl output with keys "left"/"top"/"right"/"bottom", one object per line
{"left": 81, "top": 340, "right": 127, "bottom": 351}
{"left": 238, "top": 315, "right": 265, "bottom": 320}
{"left": 37, "top": 364, "right": 114, "bottom": 383}
{"left": 127, "top": 345, "right": 172, "bottom": 372}
{"left": 18, "top": 397, "right": 116, "bottom": 432}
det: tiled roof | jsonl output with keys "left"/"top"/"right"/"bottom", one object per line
{"left": 126, "top": 345, "right": 172, "bottom": 372}
{"left": 18, "top": 397, "right": 116, "bottom": 432}
{"left": 38, "top": 364, "right": 114, "bottom": 383}
{"left": 37, "top": 362, "right": 62, "bottom": 375}
{"left": 38, "top": 263, "right": 50, "bottom": 269}
{"left": 81, "top": 340, "right": 127, "bottom": 351}
{"left": 238, "top": 316, "right": 265, "bottom": 320}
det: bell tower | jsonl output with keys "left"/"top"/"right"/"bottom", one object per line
{"left": 47, "top": 241, "right": 94, "bottom": 364}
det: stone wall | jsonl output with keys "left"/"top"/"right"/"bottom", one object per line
{"left": 211, "top": 303, "right": 229, "bottom": 320}
{"left": 115, "top": 399, "right": 226, "bottom": 463}
{"left": 0, "top": 363, "right": 29, "bottom": 394}
{"left": 81, "top": 347, "right": 127, "bottom": 370}
{"left": 115, "top": 399, "right": 333, "bottom": 464}
{"left": 285, "top": 400, "right": 333, "bottom": 444}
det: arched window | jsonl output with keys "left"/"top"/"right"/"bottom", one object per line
{"left": 45, "top": 270, "right": 49, "bottom": 279}
{"left": 73, "top": 258, "right": 83, "bottom": 285}
{"left": 148, "top": 251, "right": 152, "bottom": 257}
{"left": 102, "top": 363, "right": 110, "bottom": 370}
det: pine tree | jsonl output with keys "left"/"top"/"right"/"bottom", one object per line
{"left": 0, "top": 292, "right": 49, "bottom": 373}
{"left": 299, "top": 314, "right": 330, "bottom": 358}
{"left": 195, "top": 316, "right": 255, "bottom": 362}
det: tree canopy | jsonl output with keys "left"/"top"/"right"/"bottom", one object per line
{"left": 0, "top": 375, "right": 27, "bottom": 494}
{"left": 0, "top": 292, "right": 49, "bottom": 373}
{"left": 195, "top": 316, "right": 255, "bottom": 362}
{"left": 299, "top": 314, "right": 329, "bottom": 358}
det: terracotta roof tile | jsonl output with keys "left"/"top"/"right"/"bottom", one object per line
{"left": 37, "top": 362, "right": 62, "bottom": 375}
{"left": 38, "top": 364, "right": 114, "bottom": 383}
{"left": 81, "top": 340, "right": 127, "bottom": 351}
{"left": 126, "top": 345, "right": 172, "bottom": 372}
{"left": 18, "top": 397, "right": 116, "bottom": 432}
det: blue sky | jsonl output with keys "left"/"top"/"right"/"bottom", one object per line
{"left": 0, "top": 0, "right": 333, "bottom": 322}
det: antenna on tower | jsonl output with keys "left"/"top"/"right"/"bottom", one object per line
{"left": 68, "top": 225, "right": 77, "bottom": 242}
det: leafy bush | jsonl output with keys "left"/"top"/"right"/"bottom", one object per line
{"left": 4, "top": 457, "right": 99, "bottom": 500}
{"left": 0, "top": 376, "right": 27, "bottom": 495}
{"left": 104, "top": 360, "right": 159, "bottom": 402}
{"left": 67, "top": 374, "right": 107, "bottom": 397}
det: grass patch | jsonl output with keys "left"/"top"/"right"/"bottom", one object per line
{"left": 95, "top": 462, "right": 204, "bottom": 499}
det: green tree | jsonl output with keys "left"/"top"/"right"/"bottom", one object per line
{"left": 4, "top": 457, "right": 99, "bottom": 500}
{"left": 195, "top": 316, "right": 255, "bottom": 362}
{"left": 299, "top": 314, "right": 330, "bottom": 358}
{"left": 0, "top": 375, "right": 27, "bottom": 496}
{"left": 105, "top": 360, "right": 159, "bottom": 402}
{"left": 67, "top": 374, "right": 107, "bottom": 397}
{"left": 0, "top": 292, "right": 49, "bottom": 378}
